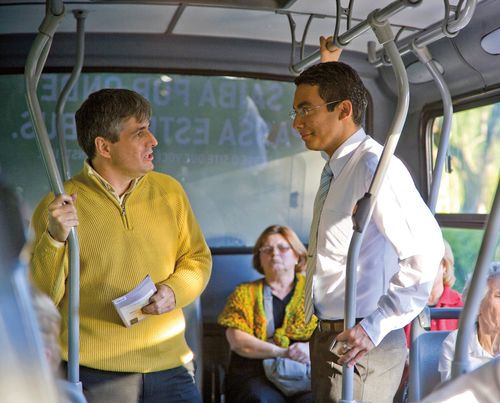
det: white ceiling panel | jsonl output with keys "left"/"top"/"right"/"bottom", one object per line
{"left": 0, "top": 0, "right": 481, "bottom": 55}
{"left": 0, "top": 4, "right": 178, "bottom": 34}
{"left": 174, "top": 7, "right": 294, "bottom": 42}
{"left": 174, "top": 5, "right": 419, "bottom": 53}
{"left": 287, "top": 0, "right": 464, "bottom": 30}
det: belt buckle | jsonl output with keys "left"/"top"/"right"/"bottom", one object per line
{"left": 318, "top": 320, "right": 330, "bottom": 332}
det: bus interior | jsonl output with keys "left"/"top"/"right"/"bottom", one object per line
{"left": 0, "top": 0, "right": 499, "bottom": 402}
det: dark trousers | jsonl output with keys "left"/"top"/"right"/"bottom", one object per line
{"left": 310, "top": 328, "right": 407, "bottom": 403}
{"left": 62, "top": 362, "right": 201, "bottom": 403}
{"left": 225, "top": 354, "right": 312, "bottom": 403}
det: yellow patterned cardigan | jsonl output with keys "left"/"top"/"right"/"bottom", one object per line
{"left": 217, "top": 273, "right": 317, "bottom": 347}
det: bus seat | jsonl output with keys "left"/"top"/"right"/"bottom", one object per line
{"left": 409, "top": 330, "right": 449, "bottom": 400}
{"left": 408, "top": 307, "right": 462, "bottom": 401}
{"left": 183, "top": 297, "right": 203, "bottom": 393}
{"left": 201, "top": 252, "right": 260, "bottom": 402}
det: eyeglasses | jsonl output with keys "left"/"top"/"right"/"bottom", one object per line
{"left": 259, "top": 244, "right": 292, "bottom": 255}
{"left": 289, "top": 100, "right": 342, "bottom": 120}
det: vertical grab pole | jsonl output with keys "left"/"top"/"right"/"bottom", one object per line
{"left": 341, "top": 11, "right": 410, "bottom": 403}
{"left": 410, "top": 42, "right": 453, "bottom": 214}
{"left": 56, "top": 9, "right": 87, "bottom": 181}
{"left": 24, "top": 0, "right": 82, "bottom": 389}
{"left": 452, "top": 179, "right": 500, "bottom": 379}
{"left": 407, "top": 42, "right": 453, "bottom": 402}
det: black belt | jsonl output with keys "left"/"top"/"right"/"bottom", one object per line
{"left": 317, "top": 318, "right": 364, "bottom": 333}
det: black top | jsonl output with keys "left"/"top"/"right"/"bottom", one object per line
{"left": 227, "top": 285, "right": 295, "bottom": 377}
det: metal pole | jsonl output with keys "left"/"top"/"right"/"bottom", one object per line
{"left": 452, "top": 179, "right": 500, "bottom": 379}
{"left": 410, "top": 42, "right": 453, "bottom": 214}
{"left": 56, "top": 10, "right": 87, "bottom": 181}
{"left": 290, "top": 0, "right": 421, "bottom": 74}
{"left": 24, "top": 0, "right": 82, "bottom": 389}
{"left": 372, "top": 0, "right": 478, "bottom": 67}
{"left": 407, "top": 44, "right": 453, "bottom": 403}
{"left": 341, "top": 11, "right": 410, "bottom": 403}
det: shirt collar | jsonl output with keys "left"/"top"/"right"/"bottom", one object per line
{"left": 322, "top": 128, "right": 367, "bottom": 178}
{"left": 84, "top": 160, "right": 140, "bottom": 203}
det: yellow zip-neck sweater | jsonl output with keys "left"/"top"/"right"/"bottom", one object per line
{"left": 30, "top": 163, "right": 212, "bottom": 372}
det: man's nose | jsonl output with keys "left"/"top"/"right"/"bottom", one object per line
{"left": 292, "top": 114, "right": 303, "bottom": 130}
{"left": 148, "top": 130, "right": 158, "bottom": 147}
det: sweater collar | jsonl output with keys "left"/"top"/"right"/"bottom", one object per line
{"left": 83, "top": 160, "right": 141, "bottom": 204}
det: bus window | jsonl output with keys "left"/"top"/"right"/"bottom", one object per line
{"left": 428, "top": 100, "right": 500, "bottom": 291}
{"left": 0, "top": 72, "right": 326, "bottom": 247}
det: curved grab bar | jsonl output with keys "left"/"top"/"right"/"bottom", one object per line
{"left": 56, "top": 10, "right": 87, "bottom": 181}
{"left": 341, "top": 12, "right": 410, "bottom": 402}
{"left": 24, "top": 0, "right": 82, "bottom": 387}
{"left": 407, "top": 42, "right": 453, "bottom": 402}
{"left": 372, "top": 0, "right": 478, "bottom": 67}
{"left": 289, "top": 0, "right": 421, "bottom": 74}
{"left": 447, "top": 0, "right": 477, "bottom": 33}
{"left": 452, "top": 179, "right": 500, "bottom": 379}
{"left": 410, "top": 43, "right": 453, "bottom": 214}
{"left": 47, "top": 0, "right": 64, "bottom": 16}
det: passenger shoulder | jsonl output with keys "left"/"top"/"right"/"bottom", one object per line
{"left": 145, "top": 171, "right": 184, "bottom": 192}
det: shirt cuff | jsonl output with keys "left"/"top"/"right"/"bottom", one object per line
{"left": 360, "top": 308, "right": 390, "bottom": 347}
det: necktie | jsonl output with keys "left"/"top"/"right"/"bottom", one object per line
{"left": 304, "top": 162, "right": 334, "bottom": 322}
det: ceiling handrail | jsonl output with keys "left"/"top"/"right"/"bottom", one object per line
{"left": 289, "top": 0, "right": 421, "bottom": 75}
{"left": 371, "top": 0, "right": 478, "bottom": 67}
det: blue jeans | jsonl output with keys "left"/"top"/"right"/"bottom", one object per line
{"left": 62, "top": 362, "right": 201, "bottom": 403}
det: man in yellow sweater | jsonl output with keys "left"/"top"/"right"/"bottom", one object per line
{"left": 30, "top": 89, "right": 212, "bottom": 403}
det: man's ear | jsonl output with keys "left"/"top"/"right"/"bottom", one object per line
{"left": 338, "top": 100, "right": 353, "bottom": 121}
{"left": 94, "top": 136, "right": 112, "bottom": 159}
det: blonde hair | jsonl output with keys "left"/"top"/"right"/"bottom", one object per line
{"left": 31, "top": 287, "right": 61, "bottom": 371}
{"left": 442, "top": 240, "right": 456, "bottom": 287}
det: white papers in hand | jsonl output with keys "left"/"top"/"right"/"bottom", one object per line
{"left": 112, "top": 275, "right": 157, "bottom": 327}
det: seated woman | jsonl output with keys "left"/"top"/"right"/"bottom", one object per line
{"left": 438, "top": 262, "right": 500, "bottom": 382}
{"left": 217, "top": 225, "right": 316, "bottom": 403}
{"left": 404, "top": 239, "right": 463, "bottom": 343}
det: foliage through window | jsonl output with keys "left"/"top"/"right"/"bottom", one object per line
{"left": 432, "top": 102, "right": 500, "bottom": 214}
{"left": 431, "top": 100, "right": 500, "bottom": 290}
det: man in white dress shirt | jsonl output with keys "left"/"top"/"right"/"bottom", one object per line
{"left": 291, "top": 37, "right": 444, "bottom": 402}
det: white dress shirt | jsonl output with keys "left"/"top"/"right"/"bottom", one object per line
{"left": 313, "top": 128, "right": 444, "bottom": 346}
{"left": 438, "top": 326, "right": 494, "bottom": 382}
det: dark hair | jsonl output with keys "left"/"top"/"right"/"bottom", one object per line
{"left": 252, "top": 225, "right": 307, "bottom": 275}
{"left": 294, "top": 61, "right": 368, "bottom": 126}
{"left": 75, "top": 88, "right": 152, "bottom": 159}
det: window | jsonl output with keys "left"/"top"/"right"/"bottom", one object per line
{"left": 428, "top": 99, "right": 500, "bottom": 289}
{"left": 431, "top": 102, "right": 499, "bottom": 214}
{"left": 0, "top": 73, "right": 327, "bottom": 247}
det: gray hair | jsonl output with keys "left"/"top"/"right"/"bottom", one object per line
{"left": 462, "top": 261, "right": 500, "bottom": 302}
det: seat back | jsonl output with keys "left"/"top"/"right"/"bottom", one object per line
{"left": 409, "top": 330, "right": 450, "bottom": 401}
{"left": 408, "top": 307, "right": 462, "bottom": 401}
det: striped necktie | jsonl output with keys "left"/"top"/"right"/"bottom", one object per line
{"left": 304, "top": 162, "right": 334, "bottom": 322}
